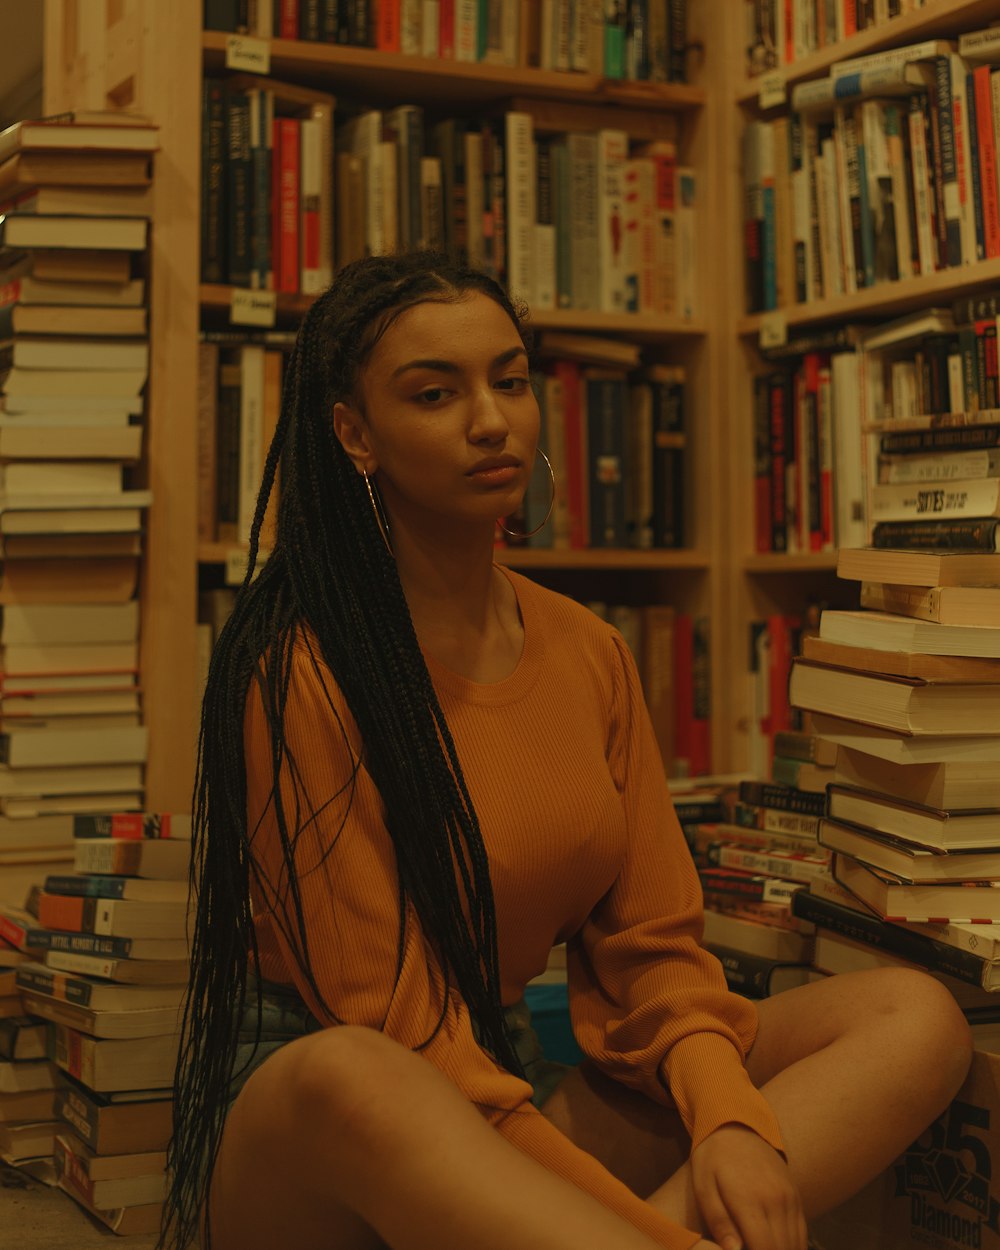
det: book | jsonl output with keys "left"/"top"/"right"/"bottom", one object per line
{"left": 43, "top": 873, "right": 189, "bottom": 903}
{"left": 790, "top": 659, "right": 1000, "bottom": 735}
{"left": 0, "top": 336, "right": 148, "bottom": 372}
{"left": 0, "top": 302, "right": 145, "bottom": 337}
{"left": 859, "top": 581, "right": 1000, "bottom": 627}
{"left": 35, "top": 892, "right": 191, "bottom": 940}
{"left": 54, "top": 1130, "right": 166, "bottom": 1209}
{"left": 826, "top": 784, "right": 1000, "bottom": 851}
{"left": 54, "top": 1077, "right": 173, "bottom": 1154}
{"left": 26, "top": 993, "right": 184, "bottom": 1043}
{"left": 705, "top": 842, "right": 830, "bottom": 885}
{"left": 737, "top": 780, "right": 827, "bottom": 818}
{"left": 0, "top": 115, "right": 158, "bottom": 163}
{"left": 834, "top": 744, "right": 1000, "bottom": 811}
{"left": 706, "top": 943, "right": 815, "bottom": 997}
{"left": 0, "top": 600, "right": 138, "bottom": 646}
{"left": 0, "top": 1015, "right": 47, "bottom": 1060}
{"left": 819, "top": 818, "right": 1000, "bottom": 882}
{"left": 699, "top": 866, "right": 804, "bottom": 906}
{"left": 0, "top": 1119, "right": 58, "bottom": 1165}
{"left": 811, "top": 710, "right": 1000, "bottom": 765}
{"left": 0, "top": 1057, "right": 53, "bottom": 1094}
{"left": 0, "top": 151, "right": 151, "bottom": 195}
{"left": 802, "top": 634, "right": 1000, "bottom": 682}
{"left": 70, "top": 837, "right": 190, "bottom": 880}
{"left": 833, "top": 853, "right": 1000, "bottom": 924}
{"left": 0, "top": 724, "right": 147, "bottom": 769}
{"left": 818, "top": 609, "right": 1000, "bottom": 659}
{"left": 43, "top": 950, "right": 188, "bottom": 985}
{"left": 0, "top": 1087, "right": 58, "bottom": 1124}
{"left": 837, "top": 547, "right": 1000, "bottom": 588}
{"left": 72, "top": 811, "right": 192, "bottom": 840}
{"left": 792, "top": 888, "right": 1000, "bottom": 990}
{"left": 51, "top": 1024, "right": 180, "bottom": 1091}
{"left": 701, "top": 907, "right": 815, "bottom": 962}
{"left": 0, "top": 214, "right": 148, "bottom": 252}
{"left": 16, "top": 961, "right": 185, "bottom": 1010}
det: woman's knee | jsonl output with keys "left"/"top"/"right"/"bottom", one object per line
{"left": 864, "top": 968, "right": 973, "bottom": 1089}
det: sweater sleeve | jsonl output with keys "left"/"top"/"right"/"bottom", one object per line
{"left": 568, "top": 633, "right": 786, "bottom": 1158}
{"left": 243, "top": 635, "right": 701, "bottom": 1250}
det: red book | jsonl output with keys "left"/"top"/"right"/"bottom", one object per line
{"left": 276, "top": 117, "right": 300, "bottom": 294}
{"left": 767, "top": 614, "right": 795, "bottom": 742}
{"left": 439, "top": 0, "right": 455, "bottom": 58}
{"left": 842, "top": 0, "right": 857, "bottom": 37}
{"left": 377, "top": 0, "right": 401, "bottom": 51}
{"left": 553, "top": 359, "right": 588, "bottom": 549}
{"left": 270, "top": 117, "right": 283, "bottom": 291}
{"left": 974, "top": 66, "right": 1000, "bottom": 260}
{"left": 277, "top": 0, "right": 299, "bottom": 38}
{"left": 817, "top": 360, "right": 834, "bottom": 550}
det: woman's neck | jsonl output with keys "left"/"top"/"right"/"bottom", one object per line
{"left": 393, "top": 530, "right": 523, "bottom": 682}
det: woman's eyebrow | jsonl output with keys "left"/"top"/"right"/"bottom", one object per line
{"left": 391, "top": 346, "right": 528, "bottom": 379}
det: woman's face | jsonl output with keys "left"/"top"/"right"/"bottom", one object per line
{"left": 335, "top": 292, "right": 540, "bottom": 538}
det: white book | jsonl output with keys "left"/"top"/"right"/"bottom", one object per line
{"left": 833, "top": 108, "right": 857, "bottom": 295}
{"left": 831, "top": 39, "right": 956, "bottom": 79}
{"left": 400, "top": 0, "right": 422, "bottom": 54}
{"left": 871, "top": 476, "right": 1000, "bottom": 522}
{"left": 0, "top": 724, "right": 148, "bottom": 769}
{"left": 0, "top": 640, "right": 140, "bottom": 675}
{"left": 676, "top": 167, "right": 698, "bottom": 320}
{"left": 1, "top": 368, "right": 146, "bottom": 400}
{"left": 421, "top": 1, "right": 440, "bottom": 56}
{"left": 504, "top": 112, "right": 536, "bottom": 308}
{"left": 0, "top": 762, "right": 143, "bottom": 797}
{"left": 596, "top": 129, "right": 628, "bottom": 314}
{"left": 882, "top": 448, "right": 1000, "bottom": 483}
{"left": 959, "top": 27, "right": 1000, "bottom": 64}
{"left": 499, "top": 0, "right": 519, "bottom": 66}
{"left": 0, "top": 462, "right": 122, "bottom": 495}
{"left": 830, "top": 351, "right": 867, "bottom": 549}
{"left": 338, "top": 110, "right": 385, "bottom": 257}
{"left": 0, "top": 423, "right": 142, "bottom": 461}
{"left": 0, "top": 602, "right": 139, "bottom": 647}
{"left": 819, "top": 609, "right": 1000, "bottom": 660}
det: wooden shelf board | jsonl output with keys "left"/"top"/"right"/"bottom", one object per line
{"left": 200, "top": 284, "right": 706, "bottom": 338}
{"left": 735, "top": 0, "right": 1000, "bottom": 107}
{"left": 738, "top": 256, "right": 1000, "bottom": 338}
{"left": 203, "top": 31, "right": 706, "bottom": 112}
{"left": 496, "top": 548, "right": 711, "bottom": 570}
{"left": 743, "top": 552, "right": 840, "bottom": 573}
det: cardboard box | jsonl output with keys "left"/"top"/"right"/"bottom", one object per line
{"left": 812, "top": 1050, "right": 1000, "bottom": 1250}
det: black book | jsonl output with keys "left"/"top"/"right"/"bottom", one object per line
{"left": 738, "top": 781, "right": 826, "bottom": 818}
{"left": 879, "top": 424, "right": 1000, "bottom": 456}
{"left": 872, "top": 518, "right": 1000, "bottom": 552}
{"left": 200, "top": 78, "right": 227, "bottom": 284}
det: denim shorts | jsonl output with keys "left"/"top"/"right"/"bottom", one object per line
{"left": 229, "top": 977, "right": 573, "bottom": 1110}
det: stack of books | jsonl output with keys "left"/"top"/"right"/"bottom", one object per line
{"left": 0, "top": 110, "right": 160, "bottom": 849}
{"left": 9, "top": 810, "right": 190, "bottom": 1233}
{"left": 786, "top": 547, "right": 1000, "bottom": 1040}
{"left": 692, "top": 779, "right": 827, "bottom": 998}
{"left": 0, "top": 938, "right": 56, "bottom": 1176}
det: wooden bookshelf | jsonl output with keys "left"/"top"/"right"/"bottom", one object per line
{"left": 735, "top": 0, "right": 1000, "bottom": 105}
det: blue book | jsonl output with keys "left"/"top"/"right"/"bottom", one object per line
{"left": 966, "top": 71, "right": 986, "bottom": 262}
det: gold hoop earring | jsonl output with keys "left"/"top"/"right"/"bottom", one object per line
{"left": 496, "top": 449, "right": 555, "bottom": 540}
{"left": 363, "top": 470, "right": 393, "bottom": 556}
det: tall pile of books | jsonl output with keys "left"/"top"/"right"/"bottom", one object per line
{"left": 786, "top": 547, "right": 1000, "bottom": 1046}
{"left": 0, "top": 110, "right": 160, "bottom": 860}
{"left": 8, "top": 810, "right": 191, "bottom": 1234}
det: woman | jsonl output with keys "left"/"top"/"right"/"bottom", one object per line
{"left": 163, "top": 252, "right": 972, "bottom": 1250}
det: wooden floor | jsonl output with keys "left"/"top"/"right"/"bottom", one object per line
{"left": 0, "top": 1164, "right": 157, "bottom": 1249}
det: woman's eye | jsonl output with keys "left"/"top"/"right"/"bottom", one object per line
{"left": 416, "top": 387, "right": 448, "bottom": 404}
{"left": 496, "top": 376, "right": 529, "bottom": 392}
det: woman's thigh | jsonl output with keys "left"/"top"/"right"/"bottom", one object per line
{"left": 207, "top": 1028, "right": 391, "bottom": 1250}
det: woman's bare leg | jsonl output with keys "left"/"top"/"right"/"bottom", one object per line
{"left": 206, "top": 1024, "right": 694, "bottom": 1250}
{"left": 543, "top": 968, "right": 972, "bottom": 1239}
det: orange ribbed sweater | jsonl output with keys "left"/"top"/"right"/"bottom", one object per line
{"left": 244, "top": 569, "right": 784, "bottom": 1250}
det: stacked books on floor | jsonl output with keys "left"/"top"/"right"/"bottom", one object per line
{"left": 691, "top": 778, "right": 828, "bottom": 999}
{"left": 0, "top": 110, "right": 160, "bottom": 854}
{"left": 785, "top": 546, "right": 1000, "bottom": 1047}
{"left": 0, "top": 937, "right": 56, "bottom": 1177}
{"left": 3, "top": 811, "right": 190, "bottom": 1233}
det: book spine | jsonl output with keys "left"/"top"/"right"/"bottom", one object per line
{"left": 976, "top": 66, "right": 1000, "bottom": 259}
{"left": 201, "top": 79, "right": 227, "bottom": 284}
{"left": 43, "top": 874, "right": 129, "bottom": 899}
{"left": 967, "top": 70, "right": 987, "bottom": 263}
{"left": 791, "top": 890, "right": 990, "bottom": 988}
{"left": 753, "top": 374, "right": 772, "bottom": 553}
{"left": 738, "top": 779, "right": 827, "bottom": 817}
{"left": 586, "top": 374, "right": 627, "bottom": 547}
{"left": 651, "top": 373, "right": 685, "bottom": 548}
{"left": 299, "top": 117, "right": 323, "bottom": 293}
{"left": 699, "top": 867, "right": 803, "bottom": 905}
{"left": 879, "top": 424, "right": 1000, "bottom": 455}
{"left": 933, "top": 56, "right": 962, "bottom": 267}
{"left": 276, "top": 118, "right": 300, "bottom": 294}
{"left": 16, "top": 966, "right": 95, "bottom": 1007}
{"left": 769, "top": 372, "right": 788, "bottom": 553}
{"left": 705, "top": 843, "right": 829, "bottom": 884}
{"left": 225, "top": 89, "right": 253, "bottom": 287}
{"left": 504, "top": 112, "right": 536, "bottom": 307}
{"left": 597, "top": 129, "right": 629, "bottom": 314}
{"left": 871, "top": 477, "right": 1000, "bottom": 522}
{"left": 871, "top": 518, "right": 1000, "bottom": 550}
{"left": 908, "top": 94, "right": 937, "bottom": 276}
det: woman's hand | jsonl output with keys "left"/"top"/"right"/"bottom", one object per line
{"left": 689, "top": 1124, "right": 807, "bottom": 1250}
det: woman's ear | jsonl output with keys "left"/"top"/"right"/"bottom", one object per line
{"left": 333, "top": 401, "right": 377, "bottom": 475}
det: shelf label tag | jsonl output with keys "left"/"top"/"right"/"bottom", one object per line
{"left": 225, "top": 34, "right": 271, "bottom": 74}
{"left": 225, "top": 547, "right": 270, "bottom": 586}
{"left": 231, "top": 288, "right": 277, "bottom": 327}
{"left": 758, "top": 73, "right": 786, "bottom": 110}
{"left": 759, "top": 312, "right": 787, "bottom": 349}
